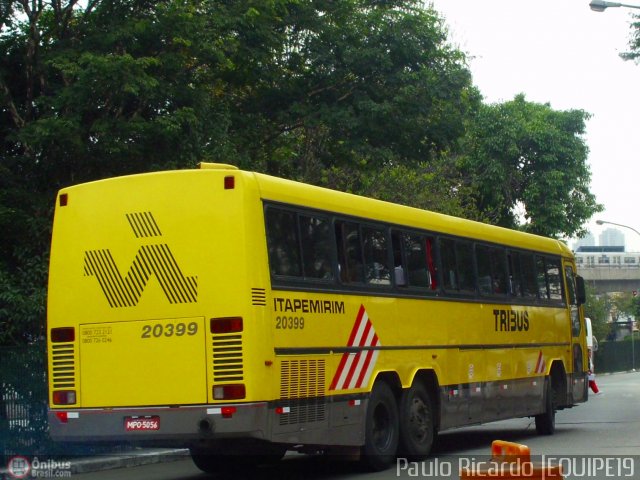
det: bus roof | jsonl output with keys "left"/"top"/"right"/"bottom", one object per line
{"left": 250, "top": 170, "right": 572, "bottom": 258}
{"left": 57, "top": 164, "right": 573, "bottom": 259}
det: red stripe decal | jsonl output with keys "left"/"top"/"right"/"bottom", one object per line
{"left": 355, "top": 335, "right": 379, "bottom": 388}
{"left": 329, "top": 304, "right": 366, "bottom": 390}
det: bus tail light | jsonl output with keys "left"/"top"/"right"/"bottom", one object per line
{"left": 221, "top": 407, "right": 236, "bottom": 418}
{"left": 52, "top": 390, "right": 76, "bottom": 405}
{"left": 213, "top": 384, "right": 245, "bottom": 400}
{"left": 51, "top": 327, "right": 75, "bottom": 343}
{"left": 210, "top": 317, "right": 243, "bottom": 334}
{"left": 55, "top": 412, "right": 69, "bottom": 423}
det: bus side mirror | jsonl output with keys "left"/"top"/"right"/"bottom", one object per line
{"left": 576, "top": 275, "right": 586, "bottom": 305}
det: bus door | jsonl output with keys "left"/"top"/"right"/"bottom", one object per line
{"left": 563, "top": 263, "right": 587, "bottom": 403}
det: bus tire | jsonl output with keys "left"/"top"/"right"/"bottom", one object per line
{"left": 535, "top": 378, "right": 556, "bottom": 435}
{"left": 361, "top": 381, "right": 400, "bottom": 471}
{"left": 399, "top": 382, "right": 435, "bottom": 460}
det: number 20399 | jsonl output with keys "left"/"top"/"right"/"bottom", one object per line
{"left": 141, "top": 321, "right": 198, "bottom": 339}
{"left": 275, "top": 316, "right": 305, "bottom": 329}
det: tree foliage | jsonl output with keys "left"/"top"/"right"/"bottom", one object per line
{"left": 0, "top": 1, "right": 602, "bottom": 345}
{"left": 583, "top": 285, "right": 612, "bottom": 342}
{"left": 459, "top": 94, "right": 602, "bottom": 238}
{"left": 621, "top": 13, "right": 640, "bottom": 62}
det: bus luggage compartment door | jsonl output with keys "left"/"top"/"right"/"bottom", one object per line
{"left": 79, "top": 317, "right": 206, "bottom": 407}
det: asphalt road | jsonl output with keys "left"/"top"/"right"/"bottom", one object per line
{"left": 66, "top": 372, "right": 640, "bottom": 480}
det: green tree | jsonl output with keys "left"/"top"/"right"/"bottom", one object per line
{"left": 0, "top": 0, "right": 480, "bottom": 344}
{"left": 459, "top": 94, "right": 603, "bottom": 238}
{"left": 621, "top": 13, "right": 640, "bottom": 62}
{"left": 251, "top": 1, "right": 481, "bottom": 180}
{"left": 583, "top": 286, "right": 612, "bottom": 342}
{"left": 320, "top": 156, "right": 482, "bottom": 219}
{"left": 1, "top": 0, "right": 237, "bottom": 343}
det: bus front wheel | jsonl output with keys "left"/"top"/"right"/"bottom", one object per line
{"left": 361, "top": 381, "right": 400, "bottom": 471}
{"left": 399, "top": 382, "right": 435, "bottom": 460}
{"left": 535, "top": 378, "right": 556, "bottom": 435}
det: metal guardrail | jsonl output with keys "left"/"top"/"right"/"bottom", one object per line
{"left": 0, "top": 344, "right": 49, "bottom": 460}
{"left": 594, "top": 339, "right": 639, "bottom": 373}
{"left": 0, "top": 344, "right": 134, "bottom": 461}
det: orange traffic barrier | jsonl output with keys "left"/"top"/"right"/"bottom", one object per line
{"left": 460, "top": 440, "right": 563, "bottom": 479}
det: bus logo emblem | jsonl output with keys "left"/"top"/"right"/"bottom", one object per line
{"left": 83, "top": 212, "right": 198, "bottom": 308}
{"left": 329, "top": 305, "right": 380, "bottom": 390}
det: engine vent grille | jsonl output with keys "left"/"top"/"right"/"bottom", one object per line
{"left": 51, "top": 343, "right": 77, "bottom": 389}
{"left": 251, "top": 288, "right": 266, "bottom": 306}
{"left": 211, "top": 334, "right": 244, "bottom": 382}
{"left": 279, "top": 359, "right": 326, "bottom": 425}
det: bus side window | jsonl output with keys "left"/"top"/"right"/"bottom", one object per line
{"left": 536, "top": 256, "right": 549, "bottom": 299}
{"left": 362, "top": 226, "right": 391, "bottom": 286}
{"left": 405, "top": 233, "right": 429, "bottom": 289}
{"left": 477, "top": 245, "right": 507, "bottom": 296}
{"left": 519, "top": 253, "right": 538, "bottom": 299}
{"left": 440, "top": 238, "right": 458, "bottom": 291}
{"left": 508, "top": 251, "right": 522, "bottom": 296}
{"left": 476, "top": 245, "right": 493, "bottom": 295}
{"left": 265, "top": 208, "right": 302, "bottom": 277}
{"left": 564, "top": 265, "right": 577, "bottom": 305}
{"left": 440, "top": 238, "right": 474, "bottom": 295}
{"left": 456, "top": 241, "right": 475, "bottom": 294}
{"left": 336, "top": 221, "right": 364, "bottom": 283}
{"left": 546, "top": 258, "right": 563, "bottom": 301}
{"left": 393, "top": 232, "right": 438, "bottom": 291}
{"left": 425, "top": 237, "right": 438, "bottom": 290}
{"left": 391, "top": 231, "right": 407, "bottom": 287}
{"left": 299, "top": 214, "right": 334, "bottom": 280}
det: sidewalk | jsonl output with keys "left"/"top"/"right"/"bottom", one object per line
{"left": 68, "top": 448, "right": 189, "bottom": 474}
{"left": 1, "top": 448, "right": 189, "bottom": 476}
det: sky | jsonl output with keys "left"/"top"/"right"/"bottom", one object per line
{"left": 429, "top": 0, "right": 640, "bottom": 250}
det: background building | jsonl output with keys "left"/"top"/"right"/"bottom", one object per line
{"left": 599, "top": 228, "right": 625, "bottom": 249}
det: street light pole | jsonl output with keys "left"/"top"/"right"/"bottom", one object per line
{"left": 596, "top": 219, "right": 638, "bottom": 371}
{"left": 595, "top": 219, "right": 640, "bottom": 237}
{"left": 589, "top": 0, "right": 640, "bottom": 11}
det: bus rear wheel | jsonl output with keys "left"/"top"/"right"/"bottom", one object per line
{"left": 361, "top": 381, "right": 400, "bottom": 471}
{"left": 399, "top": 382, "right": 435, "bottom": 460}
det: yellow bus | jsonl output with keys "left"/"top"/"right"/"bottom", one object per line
{"left": 47, "top": 163, "right": 588, "bottom": 472}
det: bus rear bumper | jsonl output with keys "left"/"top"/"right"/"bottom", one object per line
{"left": 48, "top": 403, "right": 269, "bottom": 443}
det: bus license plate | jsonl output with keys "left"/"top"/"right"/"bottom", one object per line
{"left": 124, "top": 416, "right": 160, "bottom": 431}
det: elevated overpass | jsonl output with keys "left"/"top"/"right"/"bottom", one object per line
{"left": 579, "top": 265, "right": 640, "bottom": 294}
{"left": 576, "top": 250, "right": 640, "bottom": 294}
